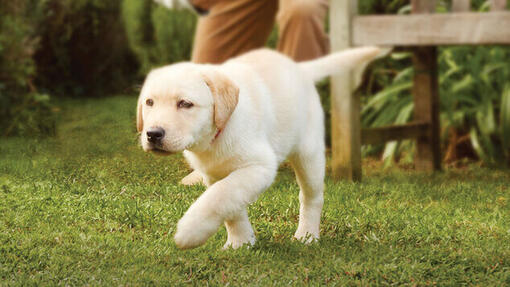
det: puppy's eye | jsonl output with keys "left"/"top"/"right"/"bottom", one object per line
{"left": 146, "top": 99, "right": 154, "bottom": 106}
{"left": 177, "top": 100, "right": 194, "bottom": 109}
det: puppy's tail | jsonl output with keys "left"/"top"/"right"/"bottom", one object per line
{"left": 299, "top": 46, "right": 391, "bottom": 83}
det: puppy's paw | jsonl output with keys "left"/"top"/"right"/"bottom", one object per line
{"left": 223, "top": 235, "right": 256, "bottom": 250}
{"left": 293, "top": 229, "right": 319, "bottom": 244}
{"left": 180, "top": 170, "right": 203, "bottom": 186}
{"left": 174, "top": 212, "right": 222, "bottom": 249}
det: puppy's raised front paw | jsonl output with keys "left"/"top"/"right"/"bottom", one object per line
{"left": 180, "top": 170, "right": 203, "bottom": 186}
{"left": 174, "top": 212, "right": 222, "bottom": 249}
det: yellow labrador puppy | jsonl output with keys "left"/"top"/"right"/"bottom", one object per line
{"left": 137, "top": 47, "right": 382, "bottom": 249}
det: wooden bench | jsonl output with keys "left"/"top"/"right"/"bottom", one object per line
{"left": 330, "top": 0, "right": 510, "bottom": 181}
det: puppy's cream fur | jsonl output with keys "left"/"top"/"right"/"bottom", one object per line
{"left": 137, "top": 47, "right": 383, "bottom": 249}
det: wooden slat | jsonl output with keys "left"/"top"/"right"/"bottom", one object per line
{"left": 361, "top": 122, "right": 429, "bottom": 145}
{"left": 491, "top": 0, "right": 507, "bottom": 11}
{"left": 452, "top": 0, "right": 471, "bottom": 12}
{"left": 352, "top": 12, "right": 510, "bottom": 46}
{"left": 330, "top": 0, "right": 361, "bottom": 182}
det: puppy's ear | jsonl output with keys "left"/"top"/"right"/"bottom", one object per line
{"left": 136, "top": 96, "right": 143, "bottom": 132}
{"left": 202, "top": 71, "right": 239, "bottom": 131}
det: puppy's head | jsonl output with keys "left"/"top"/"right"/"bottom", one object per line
{"left": 137, "top": 64, "right": 239, "bottom": 154}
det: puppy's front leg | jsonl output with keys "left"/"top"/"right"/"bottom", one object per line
{"left": 174, "top": 163, "right": 276, "bottom": 249}
{"left": 223, "top": 209, "right": 255, "bottom": 249}
{"left": 180, "top": 170, "right": 203, "bottom": 186}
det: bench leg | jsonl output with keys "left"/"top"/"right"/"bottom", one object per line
{"left": 412, "top": 47, "right": 441, "bottom": 171}
{"left": 331, "top": 76, "right": 362, "bottom": 182}
{"left": 330, "top": 0, "right": 361, "bottom": 182}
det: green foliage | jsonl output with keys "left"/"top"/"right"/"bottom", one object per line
{"left": 359, "top": 0, "right": 409, "bottom": 14}
{"left": 470, "top": 83, "right": 510, "bottom": 165}
{"left": 1, "top": 96, "right": 509, "bottom": 285}
{"left": 501, "top": 85, "right": 510, "bottom": 154}
{"left": 35, "top": 0, "right": 137, "bottom": 97}
{"left": 447, "top": 46, "right": 510, "bottom": 166}
{"left": 362, "top": 46, "right": 510, "bottom": 166}
{"left": 0, "top": 0, "right": 56, "bottom": 137}
{"left": 122, "top": 0, "right": 196, "bottom": 75}
{"left": 359, "top": 2, "right": 510, "bottom": 166}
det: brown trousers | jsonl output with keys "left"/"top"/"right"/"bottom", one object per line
{"left": 191, "top": 0, "right": 329, "bottom": 64}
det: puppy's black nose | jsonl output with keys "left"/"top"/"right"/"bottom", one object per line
{"left": 146, "top": 127, "right": 165, "bottom": 144}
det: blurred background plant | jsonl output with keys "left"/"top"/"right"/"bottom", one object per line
{"left": 35, "top": 0, "right": 138, "bottom": 97}
{"left": 122, "top": 0, "right": 196, "bottom": 75}
{"left": 0, "top": 0, "right": 56, "bottom": 137}
{"left": 1, "top": 0, "right": 509, "bottom": 167}
{"left": 360, "top": 1, "right": 510, "bottom": 167}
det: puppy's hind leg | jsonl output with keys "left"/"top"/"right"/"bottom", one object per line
{"left": 290, "top": 144, "right": 325, "bottom": 243}
{"left": 223, "top": 209, "right": 255, "bottom": 249}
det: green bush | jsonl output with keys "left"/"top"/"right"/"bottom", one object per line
{"left": 0, "top": 0, "right": 56, "bottom": 137}
{"left": 362, "top": 47, "right": 510, "bottom": 167}
{"left": 122, "top": 0, "right": 197, "bottom": 75}
{"left": 356, "top": 1, "right": 510, "bottom": 167}
{"left": 359, "top": 0, "right": 409, "bottom": 14}
{"left": 34, "top": 0, "right": 138, "bottom": 97}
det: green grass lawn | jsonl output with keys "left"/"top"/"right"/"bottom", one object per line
{"left": 1, "top": 96, "right": 509, "bottom": 285}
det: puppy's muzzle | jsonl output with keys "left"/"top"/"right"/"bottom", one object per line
{"left": 147, "top": 127, "right": 165, "bottom": 145}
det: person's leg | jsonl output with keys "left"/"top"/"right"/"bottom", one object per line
{"left": 192, "top": 0, "right": 278, "bottom": 64}
{"left": 277, "top": 0, "right": 329, "bottom": 62}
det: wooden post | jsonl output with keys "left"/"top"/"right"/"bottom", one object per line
{"left": 491, "top": 0, "right": 507, "bottom": 11}
{"left": 330, "top": 0, "right": 361, "bottom": 181}
{"left": 411, "top": 0, "right": 441, "bottom": 172}
{"left": 452, "top": 0, "right": 471, "bottom": 12}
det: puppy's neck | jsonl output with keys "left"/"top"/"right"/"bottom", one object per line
{"left": 211, "top": 129, "right": 222, "bottom": 143}
{"left": 186, "top": 128, "right": 221, "bottom": 154}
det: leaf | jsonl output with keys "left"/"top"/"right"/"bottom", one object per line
{"left": 470, "top": 128, "right": 489, "bottom": 163}
{"left": 442, "top": 49, "right": 458, "bottom": 71}
{"left": 391, "top": 52, "right": 411, "bottom": 61}
{"left": 440, "top": 65, "right": 460, "bottom": 84}
{"left": 366, "top": 97, "right": 412, "bottom": 127}
{"left": 397, "top": 4, "right": 411, "bottom": 15}
{"left": 396, "top": 102, "right": 414, "bottom": 124}
{"left": 480, "top": 62, "right": 507, "bottom": 86}
{"left": 451, "top": 74, "right": 474, "bottom": 94}
{"left": 362, "top": 82, "right": 412, "bottom": 113}
{"left": 475, "top": 101, "right": 496, "bottom": 136}
{"left": 478, "top": 1, "right": 491, "bottom": 12}
{"left": 451, "top": 93, "right": 480, "bottom": 107}
{"left": 381, "top": 102, "right": 414, "bottom": 167}
{"left": 382, "top": 141, "right": 398, "bottom": 168}
{"left": 500, "top": 85, "right": 510, "bottom": 155}
{"left": 33, "top": 93, "right": 50, "bottom": 103}
{"left": 393, "top": 67, "right": 413, "bottom": 83}
{"left": 471, "top": 123, "right": 497, "bottom": 166}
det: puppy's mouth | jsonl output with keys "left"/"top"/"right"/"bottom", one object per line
{"left": 142, "top": 137, "right": 191, "bottom": 155}
{"left": 147, "top": 146, "right": 175, "bottom": 156}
